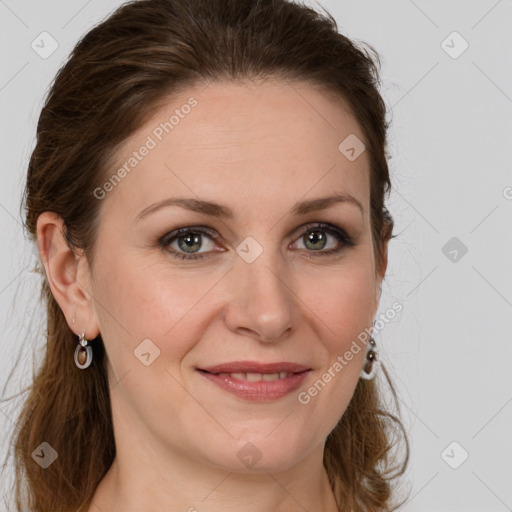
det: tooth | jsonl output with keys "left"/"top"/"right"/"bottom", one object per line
{"left": 246, "top": 372, "right": 263, "bottom": 382}
{"left": 216, "top": 372, "right": 293, "bottom": 381}
{"left": 262, "top": 373, "right": 280, "bottom": 381}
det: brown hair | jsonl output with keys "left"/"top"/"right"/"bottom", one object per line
{"left": 2, "top": 0, "right": 409, "bottom": 510}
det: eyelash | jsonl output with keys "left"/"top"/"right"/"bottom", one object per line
{"left": 158, "top": 222, "right": 356, "bottom": 261}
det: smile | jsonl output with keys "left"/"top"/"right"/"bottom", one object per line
{"left": 197, "top": 361, "right": 312, "bottom": 401}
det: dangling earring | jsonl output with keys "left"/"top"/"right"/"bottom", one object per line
{"left": 360, "top": 336, "right": 378, "bottom": 380}
{"left": 74, "top": 332, "right": 93, "bottom": 369}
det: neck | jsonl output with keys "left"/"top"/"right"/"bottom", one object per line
{"left": 88, "top": 448, "right": 340, "bottom": 512}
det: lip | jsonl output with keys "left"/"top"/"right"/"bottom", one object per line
{"left": 196, "top": 361, "right": 312, "bottom": 402}
{"left": 199, "top": 361, "right": 311, "bottom": 374}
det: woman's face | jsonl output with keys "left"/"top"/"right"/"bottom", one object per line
{"left": 84, "top": 79, "right": 385, "bottom": 473}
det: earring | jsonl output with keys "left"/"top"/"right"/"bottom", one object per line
{"left": 360, "top": 336, "right": 378, "bottom": 380}
{"left": 74, "top": 332, "right": 93, "bottom": 369}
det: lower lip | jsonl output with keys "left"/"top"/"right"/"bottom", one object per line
{"left": 198, "top": 370, "right": 311, "bottom": 401}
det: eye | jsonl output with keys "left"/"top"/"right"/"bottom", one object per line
{"left": 159, "top": 227, "right": 220, "bottom": 260}
{"left": 159, "top": 222, "right": 355, "bottom": 261}
{"left": 291, "top": 222, "right": 355, "bottom": 257}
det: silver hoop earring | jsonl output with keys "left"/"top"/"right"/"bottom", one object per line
{"left": 74, "top": 332, "right": 93, "bottom": 369}
{"left": 360, "top": 336, "right": 378, "bottom": 380}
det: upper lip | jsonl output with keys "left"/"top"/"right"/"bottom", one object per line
{"left": 198, "top": 361, "right": 311, "bottom": 374}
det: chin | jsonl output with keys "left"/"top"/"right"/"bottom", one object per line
{"left": 194, "top": 428, "right": 317, "bottom": 474}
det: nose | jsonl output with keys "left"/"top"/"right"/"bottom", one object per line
{"left": 223, "top": 248, "right": 296, "bottom": 343}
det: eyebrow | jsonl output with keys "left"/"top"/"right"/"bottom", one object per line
{"left": 135, "top": 193, "right": 364, "bottom": 221}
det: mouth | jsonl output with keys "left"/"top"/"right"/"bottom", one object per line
{"left": 196, "top": 361, "right": 312, "bottom": 401}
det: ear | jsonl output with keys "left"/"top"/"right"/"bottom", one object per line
{"left": 378, "top": 237, "right": 389, "bottom": 284}
{"left": 36, "top": 212, "right": 100, "bottom": 340}
{"left": 372, "top": 235, "right": 389, "bottom": 317}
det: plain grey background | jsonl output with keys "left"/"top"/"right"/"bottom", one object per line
{"left": 0, "top": 1, "right": 511, "bottom": 510}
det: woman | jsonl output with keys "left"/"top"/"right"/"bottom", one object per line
{"left": 4, "top": 0, "right": 409, "bottom": 510}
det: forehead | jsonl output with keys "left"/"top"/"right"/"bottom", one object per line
{"left": 101, "top": 78, "right": 370, "bottom": 223}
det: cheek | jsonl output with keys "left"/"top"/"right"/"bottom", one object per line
{"left": 296, "top": 265, "right": 374, "bottom": 435}
{"left": 90, "top": 257, "right": 206, "bottom": 430}
{"left": 91, "top": 252, "right": 224, "bottom": 366}
{"left": 91, "top": 258, "right": 176, "bottom": 363}
{"left": 302, "top": 259, "right": 376, "bottom": 346}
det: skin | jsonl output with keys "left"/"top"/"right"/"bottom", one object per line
{"left": 37, "top": 78, "right": 387, "bottom": 512}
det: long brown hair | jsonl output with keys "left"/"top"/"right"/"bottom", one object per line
{"left": 2, "top": 0, "right": 409, "bottom": 510}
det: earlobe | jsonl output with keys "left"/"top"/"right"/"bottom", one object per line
{"left": 36, "top": 212, "right": 100, "bottom": 340}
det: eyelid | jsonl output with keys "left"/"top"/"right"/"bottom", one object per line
{"left": 159, "top": 225, "right": 220, "bottom": 244}
{"left": 290, "top": 221, "right": 355, "bottom": 250}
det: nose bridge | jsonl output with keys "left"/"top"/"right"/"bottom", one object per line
{"left": 226, "top": 236, "right": 295, "bottom": 341}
